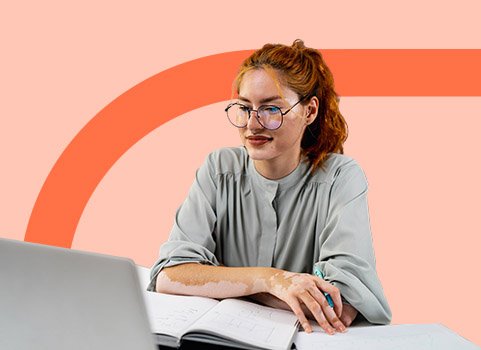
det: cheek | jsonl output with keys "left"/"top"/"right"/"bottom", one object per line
{"left": 292, "top": 121, "right": 307, "bottom": 141}
{"left": 275, "top": 123, "right": 305, "bottom": 146}
{"left": 238, "top": 129, "right": 245, "bottom": 141}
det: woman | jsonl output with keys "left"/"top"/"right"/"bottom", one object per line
{"left": 148, "top": 40, "right": 391, "bottom": 334}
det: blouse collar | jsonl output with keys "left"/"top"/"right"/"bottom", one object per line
{"left": 246, "top": 150, "right": 310, "bottom": 200}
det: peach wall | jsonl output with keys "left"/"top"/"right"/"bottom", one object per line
{"left": 1, "top": 0, "right": 480, "bottom": 346}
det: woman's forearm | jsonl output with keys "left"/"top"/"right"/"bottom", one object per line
{"left": 155, "top": 263, "right": 276, "bottom": 299}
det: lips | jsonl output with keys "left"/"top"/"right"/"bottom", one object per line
{"left": 246, "top": 135, "right": 273, "bottom": 141}
{"left": 246, "top": 135, "right": 273, "bottom": 146}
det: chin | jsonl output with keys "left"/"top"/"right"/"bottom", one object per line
{"left": 244, "top": 147, "right": 275, "bottom": 161}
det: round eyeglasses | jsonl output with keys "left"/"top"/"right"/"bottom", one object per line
{"left": 224, "top": 97, "right": 306, "bottom": 130}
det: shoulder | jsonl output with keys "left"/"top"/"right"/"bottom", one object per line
{"left": 202, "top": 146, "right": 248, "bottom": 177}
{"left": 309, "top": 153, "right": 367, "bottom": 187}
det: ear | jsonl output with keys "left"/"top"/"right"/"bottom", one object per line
{"left": 305, "top": 96, "right": 319, "bottom": 125}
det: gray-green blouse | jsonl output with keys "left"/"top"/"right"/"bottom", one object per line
{"left": 149, "top": 147, "right": 391, "bottom": 324}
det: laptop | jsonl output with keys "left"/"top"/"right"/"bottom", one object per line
{"left": 0, "top": 237, "right": 157, "bottom": 350}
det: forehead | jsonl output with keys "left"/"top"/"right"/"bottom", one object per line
{"left": 238, "top": 68, "right": 296, "bottom": 102}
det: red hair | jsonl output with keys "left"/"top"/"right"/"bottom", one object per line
{"left": 234, "top": 40, "right": 348, "bottom": 171}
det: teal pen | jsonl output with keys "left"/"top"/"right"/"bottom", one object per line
{"left": 313, "top": 266, "right": 335, "bottom": 308}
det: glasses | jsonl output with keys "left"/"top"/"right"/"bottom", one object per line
{"left": 224, "top": 97, "right": 307, "bottom": 130}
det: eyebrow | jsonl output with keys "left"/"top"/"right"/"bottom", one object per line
{"left": 237, "top": 95, "right": 283, "bottom": 104}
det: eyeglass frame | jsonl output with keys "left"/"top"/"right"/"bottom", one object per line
{"left": 224, "top": 95, "right": 309, "bottom": 130}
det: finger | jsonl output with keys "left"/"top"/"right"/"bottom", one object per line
{"left": 340, "top": 313, "right": 354, "bottom": 327}
{"left": 340, "top": 304, "right": 357, "bottom": 327}
{"left": 284, "top": 297, "right": 312, "bottom": 333}
{"left": 309, "top": 287, "right": 346, "bottom": 333}
{"left": 298, "top": 291, "right": 336, "bottom": 335}
{"left": 313, "top": 278, "right": 343, "bottom": 318}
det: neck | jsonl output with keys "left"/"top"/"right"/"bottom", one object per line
{"left": 253, "top": 153, "right": 301, "bottom": 180}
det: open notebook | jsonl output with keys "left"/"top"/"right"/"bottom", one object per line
{"left": 138, "top": 267, "right": 298, "bottom": 349}
{"left": 143, "top": 292, "right": 299, "bottom": 350}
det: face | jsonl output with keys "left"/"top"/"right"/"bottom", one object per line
{"left": 236, "top": 68, "right": 316, "bottom": 171}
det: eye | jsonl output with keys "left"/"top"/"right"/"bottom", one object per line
{"left": 260, "top": 105, "right": 281, "bottom": 115}
{"left": 238, "top": 104, "right": 250, "bottom": 112}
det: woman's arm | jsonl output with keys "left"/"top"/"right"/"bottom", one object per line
{"left": 156, "top": 263, "right": 270, "bottom": 298}
{"left": 317, "top": 161, "right": 392, "bottom": 325}
{"left": 156, "top": 263, "right": 347, "bottom": 334}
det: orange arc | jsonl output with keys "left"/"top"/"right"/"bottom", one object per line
{"left": 25, "top": 50, "right": 481, "bottom": 248}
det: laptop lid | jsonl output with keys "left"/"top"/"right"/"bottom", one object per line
{"left": 0, "top": 238, "right": 157, "bottom": 350}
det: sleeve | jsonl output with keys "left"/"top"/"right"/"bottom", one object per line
{"left": 315, "top": 161, "right": 392, "bottom": 324}
{"left": 147, "top": 152, "right": 220, "bottom": 292}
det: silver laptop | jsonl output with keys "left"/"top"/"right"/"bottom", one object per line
{"left": 0, "top": 238, "right": 157, "bottom": 350}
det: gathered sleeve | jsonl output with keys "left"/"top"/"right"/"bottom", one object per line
{"left": 147, "top": 153, "right": 220, "bottom": 291}
{"left": 315, "top": 161, "right": 392, "bottom": 324}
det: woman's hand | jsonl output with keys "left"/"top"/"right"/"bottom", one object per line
{"left": 339, "top": 303, "right": 358, "bottom": 327}
{"left": 266, "top": 269, "right": 346, "bottom": 334}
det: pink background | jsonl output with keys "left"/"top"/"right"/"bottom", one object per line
{"left": 1, "top": 0, "right": 480, "bottom": 345}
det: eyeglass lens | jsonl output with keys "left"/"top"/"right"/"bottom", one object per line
{"left": 227, "top": 105, "right": 282, "bottom": 130}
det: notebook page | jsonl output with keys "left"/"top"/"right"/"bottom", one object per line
{"left": 294, "top": 323, "right": 480, "bottom": 350}
{"left": 188, "top": 298, "right": 299, "bottom": 350}
{"left": 143, "top": 292, "right": 219, "bottom": 339}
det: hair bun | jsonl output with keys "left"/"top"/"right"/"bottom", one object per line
{"left": 292, "top": 39, "right": 306, "bottom": 49}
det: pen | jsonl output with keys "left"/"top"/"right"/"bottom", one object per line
{"left": 313, "top": 266, "right": 335, "bottom": 308}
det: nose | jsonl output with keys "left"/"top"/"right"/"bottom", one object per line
{"left": 246, "top": 110, "right": 264, "bottom": 130}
